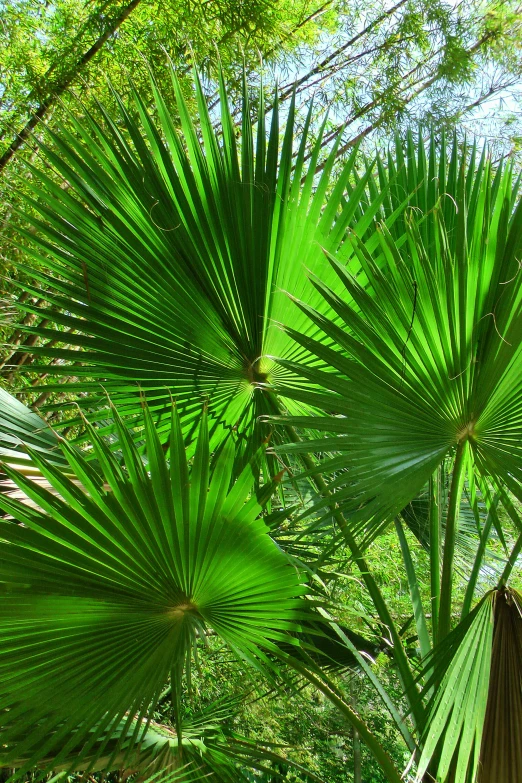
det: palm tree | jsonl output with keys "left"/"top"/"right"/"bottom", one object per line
{"left": 3, "top": 66, "right": 522, "bottom": 783}
{"left": 8, "top": 66, "right": 389, "bottom": 454}
{"left": 0, "top": 400, "right": 307, "bottom": 776}
{"left": 0, "top": 395, "right": 406, "bottom": 782}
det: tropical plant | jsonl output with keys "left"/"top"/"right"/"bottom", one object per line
{"left": 271, "top": 131, "right": 522, "bottom": 780}
{"left": 2, "top": 66, "right": 522, "bottom": 783}
{"left": 3, "top": 692, "right": 328, "bottom": 783}
{"left": 5, "top": 64, "right": 399, "bottom": 454}
{"left": 0, "top": 399, "right": 309, "bottom": 776}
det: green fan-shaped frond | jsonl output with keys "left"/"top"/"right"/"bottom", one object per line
{"left": 272, "top": 143, "right": 522, "bottom": 547}
{"left": 0, "top": 401, "right": 306, "bottom": 773}
{"left": 8, "top": 65, "right": 391, "bottom": 449}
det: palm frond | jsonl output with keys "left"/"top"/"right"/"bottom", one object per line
{"left": 8, "top": 66, "right": 389, "bottom": 451}
{"left": 479, "top": 588, "right": 522, "bottom": 783}
{"left": 271, "top": 136, "right": 522, "bottom": 548}
{"left": 414, "top": 593, "right": 494, "bottom": 783}
{"left": 0, "top": 400, "right": 306, "bottom": 773}
{"left": 413, "top": 587, "right": 522, "bottom": 783}
{"left": 0, "top": 388, "right": 66, "bottom": 470}
{"left": 280, "top": 615, "right": 381, "bottom": 673}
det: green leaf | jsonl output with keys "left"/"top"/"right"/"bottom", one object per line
{"left": 415, "top": 588, "right": 522, "bottom": 783}
{"left": 3, "top": 696, "right": 324, "bottom": 783}
{"left": 415, "top": 594, "right": 494, "bottom": 783}
{"left": 271, "top": 134, "right": 522, "bottom": 549}
{"left": 9, "top": 65, "right": 388, "bottom": 452}
{"left": 0, "top": 401, "right": 306, "bottom": 772}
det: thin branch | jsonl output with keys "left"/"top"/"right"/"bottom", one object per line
{"left": 277, "top": 0, "right": 409, "bottom": 103}
{"left": 312, "top": 30, "right": 496, "bottom": 173}
{"left": 0, "top": 0, "right": 143, "bottom": 173}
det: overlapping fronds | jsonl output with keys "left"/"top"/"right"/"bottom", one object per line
{"left": 401, "top": 468, "right": 505, "bottom": 581}
{"left": 271, "top": 140, "right": 522, "bottom": 546}
{"left": 0, "top": 401, "right": 306, "bottom": 773}
{"left": 366, "top": 130, "right": 522, "bottom": 255}
{"left": 281, "top": 615, "right": 381, "bottom": 673}
{"left": 412, "top": 587, "right": 522, "bottom": 783}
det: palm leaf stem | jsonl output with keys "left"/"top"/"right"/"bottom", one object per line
{"left": 500, "top": 530, "right": 522, "bottom": 586}
{"left": 439, "top": 440, "right": 468, "bottom": 640}
{"left": 461, "top": 490, "right": 498, "bottom": 619}
{"left": 316, "top": 609, "right": 417, "bottom": 754}
{"left": 280, "top": 654, "right": 403, "bottom": 783}
{"left": 278, "top": 417, "right": 421, "bottom": 727}
{"left": 171, "top": 657, "right": 184, "bottom": 764}
{"left": 395, "top": 519, "right": 431, "bottom": 661}
{"left": 496, "top": 485, "right": 522, "bottom": 585}
{"left": 429, "top": 470, "right": 441, "bottom": 643}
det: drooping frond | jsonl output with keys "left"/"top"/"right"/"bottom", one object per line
{"left": 412, "top": 587, "right": 522, "bottom": 783}
{"left": 479, "top": 588, "right": 522, "bottom": 783}
{"left": 414, "top": 593, "right": 494, "bottom": 783}
{"left": 3, "top": 696, "right": 325, "bottom": 783}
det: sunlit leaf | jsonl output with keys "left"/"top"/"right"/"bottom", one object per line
{"left": 0, "top": 401, "right": 306, "bottom": 772}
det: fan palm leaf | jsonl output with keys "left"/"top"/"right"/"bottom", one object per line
{"left": 271, "top": 144, "right": 522, "bottom": 552}
{"left": 8, "top": 66, "right": 392, "bottom": 450}
{"left": 0, "top": 400, "right": 305, "bottom": 773}
{"left": 362, "top": 130, "right": 521, "bottom": 251}
{"left": 267, "top": 133, "right": 522, "bottom": 782}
